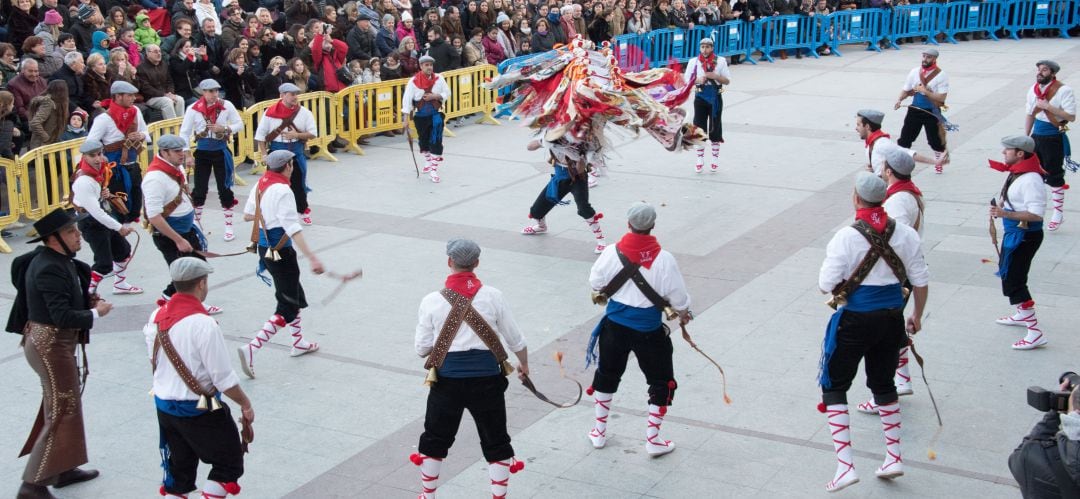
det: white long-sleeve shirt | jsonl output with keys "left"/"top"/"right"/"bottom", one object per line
{"left": 144, "top": 307, "right": 240, "bottom": 401}
{"left": 1000, "top": 171, "right": 1048, "bottom": 216}
{"left": 589, "top": 244, "right": 691, "bottom": 311}
{"left": 415, "top": 285, "right": 526, "bottom": 358}
{"left": 243, "top": 183, "right": 302, "bottom": 236}
{"left": 883, "top": 190, "right": 923, "bottom": 235}
{"left": 1027, "top": 82, "right": 1077, "bottom": 126}
{"left": 86, "top": 108, "right": 150, "bottom": 151}
{"left": 254, "top": 106, "right": 317, "bottom": 144}
{"left": 902, "top": 66, "right": 949, "bottom": 97}
{"left": 178, "top": 100, "right": 244, "bottom": 151}
{"left": 682, "top": 55, "right": 731, "bottom": 87}
{"left": 71, "top": 174, "right": 123, "bottom": 231}
{"left": 142, "top": 157, "right": 194, "bottom": 219}
{"left": 819, "top": 221, "right": 930, "bottom": 293}
{"left": 401, "top": 74, "right": 451, "bottom": 115}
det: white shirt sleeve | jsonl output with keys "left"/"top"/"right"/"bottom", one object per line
{"left": 716, "top": 57, "right": 732, "bottom": 81}
{"left": 1026, "top": 87, "right": 1037, "bottom": 115}
{"left": 818, "top": 230, "right": 850, "bottom": 293}
{"left": 243, "top": 184, "right": 258, "bottom": 216}
{"left": 491, "top": 287, "right": 526, "bottom": 353}
{"left": 435, "top": 77, "right": 451, "bottom": 102}
{"left": 254, "top": 115, "right": 271, "bottom": 142}
{"left": 299, "top": 109, "right": 318, "bottom": 136}
{"left": 197, "top": 316, "right": 241, "bottom": 393}
{"left": 142, "top": 173, "right": 168, "bottom": 219}
{"left": 683, "top": 57, "right": 700, "bottom": 84}
{"left": 225, "top": 103, "right": 244, "bottom": 134}
{"left": 902, "top": 68, "right": 918, "bottom": 92}
{"left": 658, "top": 252, "right": 691, "bottom": 311}
{"left": 137, "top": 110, "right": 150, "bottom": 143}
{"left": 894, "top": 224, "right": 930, "bottom": 287}
{"left": 401, "top": 80, "right": 420, "bottom": 115}
{"left": 178, "top": 108, "right": 198, "bottom": 151}
{"left": 415, "top": 292, "right": 437, "bottom": 357}
{"left": 1059, "top": 85, "right": 1077, "bottom": 117}
{"left": 86, "top": 118, "right": 107, "bottom": 144}
{"left": 72, "top": 176, "right": 122, "bottom": 231}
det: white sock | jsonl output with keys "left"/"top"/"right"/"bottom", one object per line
{"left": 895, "top": 347, "right": 911, "bottom": 386}
{"left": 877, "top": 402, "right": 903, "bottom": 473}
{"left": 591, "top": 390, "right": 612, "bottom": 437}
{"left": 825, "top": 404, "right": 857, "bottom": 489}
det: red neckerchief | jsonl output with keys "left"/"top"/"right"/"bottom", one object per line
{"left": 855, "top": 206, "right": 888, "bottom": 233}
{"left": 988, "top": 155, "right": 1048, "bottom": 176}
{"left": 886, "top": 180, "right": 922, "bottom": 199}
{"left": 864, "top": 129, "right": 890, "bottom": 149}
{"left": 77, "top": 157, "right": 114, "bottom": 186}
{"left": 616, "top": 232, "right": 662, "bottom": 269}
{"left": 1033, "top": 79, "right": 1060, "bottom": 100}
{"left": 265, "top": 101, "right": 300, "bottom": 119}
{"left": 147, "top": 155, "right": 186, "bottom": 183}
{"left": 192, "top": 97, "right": 225, "bottom": 124}
{"left": 445, "top": 271, "right": 482, "bottom": 298}
{"left": 698, "top": 52, "right": 716, "bottom": 73}
{"left": 154, "top": 292, "right": 209, "bottom": 331}
{"left": 920, "top": 63, "right": 938, "bottom": 78}
{"left": 413, "top": 70, "right": 439, "bottom": 93}
{"left": 257, "top": 170, "right": 290, "bottom": 193}
{"left": 100, "top": 99, "right": 137, "bottom": 134}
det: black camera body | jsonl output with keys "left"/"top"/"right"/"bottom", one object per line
{"left": 1027, "top": 371, "right": 1080, "bottom": 412}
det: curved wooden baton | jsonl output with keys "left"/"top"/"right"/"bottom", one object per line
{"left": 680, "top": 324, "right": 732, "bottom": 404}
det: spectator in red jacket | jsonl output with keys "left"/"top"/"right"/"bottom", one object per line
{"left": 311, "top": 23, "right": 349, "bottom": 92}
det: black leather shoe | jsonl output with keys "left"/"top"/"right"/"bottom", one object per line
{"left": 16, "top": 482, "right": 56, "bottom": 499}
{"left": 54, "top": 468, "right": 99, "bottom": 488}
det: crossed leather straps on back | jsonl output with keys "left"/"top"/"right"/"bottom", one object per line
{"left": 424, "top": 289, "right": 512, "bottom": 374}
{"left": 829, "top": 219, "right": 908, "bottom": 306}
{"left": 151, "top": 325, "right": 217, "bottom": 401}
{"left": 597, "top": 249, "right": 675, "bottom": 319}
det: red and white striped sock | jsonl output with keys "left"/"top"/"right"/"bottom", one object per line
{"left": 1049, "top": 186, "right": 1066, "bottom": 230}
{"left": 288, "top": 315, "right": 317, "bottom": 354}
{"left": 876, "top": 402, "right": 903, "bottom": 478}
{"left": 644, "top": 404, "right": 674, "bottom": 455}
{"left": 246, "top": 314, "right": 286, "bottom": 359}
{"left": 588, "top": 388, "right": 612, "bottom": 447}
{"left": 694, "top": 145, "right": 705, "bottom": 171}
{"left": 89, "top": 270, "right": 105, "bottom": 295}
{"left": 487, "top": 458, "right": 523, "bottom": 499}
{"left": 895, "top": 346, "right": 911, "bottom": 387}
{"left": 823, "top": 403, "right": 858, "bottom": 491}
{"left": 410, "top": 453, "right": 442, "bottom": 498}
{"left": 710, "top": 142, "right": 720, "bottom": 171}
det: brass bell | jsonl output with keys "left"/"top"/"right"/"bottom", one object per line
{"left": 591, "top": 291, "right": 608, "bottom": 306}
{"left": 662, "top": 306, "right": 678, "bottom": 321}
{"left": 209, "top": 396, "right": 223, "bottom": 412}
{"left": 245, "top": 242, "right": 258, "bottom": 253}
{"left": 196, "top": 394, "right": 209, "bottom": 411}
{"left": 500, "top": 360, "right": 514, "bottom": 376}
{"left": 424, "top": 367, "right": 438, "bottom": 386}
{"left": 266, "top": 249, "right": 282, "bottom": 262}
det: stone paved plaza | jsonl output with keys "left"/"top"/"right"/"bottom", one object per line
{"left": 3, "top": 38, "right": 1080, "bottom": 498}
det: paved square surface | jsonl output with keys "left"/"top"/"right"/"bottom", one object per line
{"left": 2, "top": 37, "right": 1080, "bottom": 498}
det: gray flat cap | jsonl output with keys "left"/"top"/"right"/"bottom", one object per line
{"left": 265, "top": 150, "right": 295, "bottom": 171}
{"left": 884, "top": 147, "right": 915, "bottom": 176}
{"left": 79, "top": 139, "right": 103, "bottom": 153}
{"left": 922, "top": 48, "right": 939, "bottom": 58}
{"left": 157, "top": 134, "right": 186, "bottom": 151}
{"left": 418, "top": 55, "right": 435, "bottom": 65}
{"left": 446, "top": 239, "right": 481, "bottom": 267}
{"left": 627, "top": 201, "right": 657, "bottom": 231}
{"left": 198, "top": 79, "right": 222, "bottom": 91}
{"left": 1002, "top": 135, "right": 1036, "bottom": 153}
{"left": 169, "top": 257, "right": 214, "bottom": 282}
{"left": 855, "top": 171, "right": 887, "bottom": 203}
{"left": 278, "top": 83, "right": 301, "bottom": 94}
{"left": 699, "top": 37, "right": 714, "bottom": 46}
{"left": 1036, "top": 59, "right": 1060, "bottom": 74}
{"left": 857, "top": 109, "right": 885, "bottom": 125}
{"left": 110, "top": 80, "right": 139, "bottom": 94}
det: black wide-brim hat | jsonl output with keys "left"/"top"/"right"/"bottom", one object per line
{"left": 27, "top": 208, "right": 87, "bottom": 244}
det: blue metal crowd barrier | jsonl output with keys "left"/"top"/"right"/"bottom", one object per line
{"left": 1005, "top": 0, "right": 1075, "bottom": 38}
{"left": 492, "top": 0, "right": 1079, "bottom": 76}
{"left": 754, "top": 14, "right": 823, "bottom": 63}
{"left": 827, "top": 8, "right": 889, "bottom": 56}
{"left": 941, "top": 0, "right": 1006, "bottom": 43}
{"left": 887, "top": 4, "right": 943, "bottom": 48}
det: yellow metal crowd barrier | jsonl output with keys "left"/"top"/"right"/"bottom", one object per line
{"left": 0, "top": 64, "right": 500, "bottom": 253}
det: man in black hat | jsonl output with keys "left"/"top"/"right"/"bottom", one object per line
{"left": 6, "top": 208, "right": 112, "bottom": 499}
{"left": 1025, "top": 60, "right": 1077, "bottom": 232}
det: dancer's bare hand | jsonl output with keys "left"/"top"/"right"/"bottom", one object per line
{"left": 241, "top": 404, "right": 255, "bottom": 423}
{"left": 95, "top": 300, "right": 113, "bottom": 317}
{"left": 310, "top": 257, "right": 324, "bottom": 275}
{"left": 906, "top": 315, "right": 921, "bottom": 334}
{"left": 118, "top": 226, "right": 132, "bottom": 236}
{"left": 517, "top": 363, "right": 530, "bottom": 380}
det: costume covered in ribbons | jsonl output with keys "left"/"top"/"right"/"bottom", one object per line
{"left": 143, "top": 293, "right": 244, "bottom": 497}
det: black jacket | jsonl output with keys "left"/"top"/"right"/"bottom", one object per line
{"left": 7, "top": 247, "right": 93, "bottom": 338}
{"left": 346, "top": 24, "right": 378, "bottom": 62}
{"left": 1009, "top": 411, "right": 1080, "bottom": 499}
{"left": 427, "top": 37, "right": 458, "bottom": 73}
{"left": 49, "top": 64, "right": 86, "bottom": 111}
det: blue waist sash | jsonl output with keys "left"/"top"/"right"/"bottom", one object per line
{"left": 912, "top": 92, "right": 937, "bottom": 111}
{"left": 104, "top": 151, "right": 136, "bottom": 214}
{"left": 154, "top": 394, "right": 222, "bottom": 489}
{"left": 818, "top": 284, "right": 905, "bottom": 389}
{"left": 165, "top": 211, "right": 207, "bottom": 251}
{"left": 545, "top": 164, "right": 571, "bottom": 205}
{"left": 585, "top": 300, "right": 663, "bottom": 368}
{"left": 696, "top": 84, "right": 722, "bottom": 118}
{"left": 196, "top": 137, "right": 235, "bottom": 190}
{"left": 269, "top": 141, "right": 310, "bottom": 192}
{"left": 1033, "top": 120, "right": 1078, "bottom": 172}
{"left": 437, "top": 349, "right": 501, "bottom": 378}
{"left": 997, "top": 209, "right": 1043, "bottom": 279}
{"left": 1033, "top": 119, "right": 1062, "bottom": 136}
{"left": 255, "top": 227, "right": 292, "bottom": 286}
